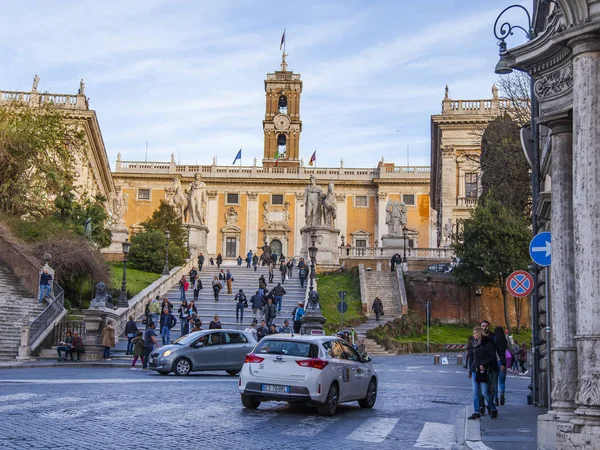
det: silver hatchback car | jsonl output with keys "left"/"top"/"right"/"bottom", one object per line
{"left": 149, "top": 329, "right": 257, "bottom": 376}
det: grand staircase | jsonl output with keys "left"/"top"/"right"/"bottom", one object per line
{"left": 0, "top": 263, "right": 45, "bottom": 361}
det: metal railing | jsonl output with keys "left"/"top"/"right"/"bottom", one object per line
{"left": 50, "top": 320, "right": 86, "bottom": 346}
{"left": 29, "top": 280, "right": 66, "bottom": 350}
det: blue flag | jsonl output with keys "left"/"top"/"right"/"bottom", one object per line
{"left": 232, "top": 149, "right": 241, "bottom": 164}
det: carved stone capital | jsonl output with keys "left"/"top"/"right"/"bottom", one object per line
{"left": 247, "top": 191, "right": 258, "bottom": 200}
{"left": 335, "top": 193, "right": 346, "bottom": 202}
{"left": 534, "top": 64, "right": 573, "bottom": 100}
{"left": 295, "top": 192, "right": 304, "bottom": 200}
{"left": 207, "top": 191, "right": 218, "bottom": 200}
{"left": 441, "top": 145, "right": 455, "bottom": 156}
{"left": 377, "top": 192, "right": 387, "bottom": 201}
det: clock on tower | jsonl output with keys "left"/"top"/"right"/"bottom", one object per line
{"left": 262, "top": 53, "right": 302, "bottom": 168}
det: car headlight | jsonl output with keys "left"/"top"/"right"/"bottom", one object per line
{"left": 163, "top": 350, "right": 173, "bottom": 357}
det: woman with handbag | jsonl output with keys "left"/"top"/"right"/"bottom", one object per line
{"left": 494, "top": 327, "right": 510, "bottom": 406}
{"left": 212, "top": 276, "right": 221, "bottom": 302}
{"left": 468, "top": 326, "right": 498, "bottom": 420}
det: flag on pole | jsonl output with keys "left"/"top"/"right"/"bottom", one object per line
{"left": 308, "top": 150, "right": 316, "bottom": 166}
{"left": 232, "top": 148, "right": 242, "bottom": 165}
{"left": 274, "top": 148, "right": 280, "bottom": 167}
{"left": 280, "top": 29, "right": 286, "bottom": 51}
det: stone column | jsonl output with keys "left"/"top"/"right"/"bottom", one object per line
{"left": 294, "top": 192, "right": 303, "bottom": 256}
{"left": 376, "top": 192, "right": 387, "bottom": 244}
{"left": 206, "top": 191, "right": 218, "bottom": 255}
{"left": 335, "top": 193, "right": 347, "bottom": 247}
{"left": 565, "top": 37, "right": 600, "bottom": 448}
{"left": 246, "top": 192, "right": 259, "bottom": 252}
{"left": 538, "top": 119, "right": 576, "bottom": 450}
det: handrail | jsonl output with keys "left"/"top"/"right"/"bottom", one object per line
{"left": 29, "top": 280, "right": 66, "bottom": 351}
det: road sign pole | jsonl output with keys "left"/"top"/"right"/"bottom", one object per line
{"left": 426, "top": 301, "right": 431, "bottom": 353}
{"left": 545, "top": 266, "right": 551, "bottom": 409}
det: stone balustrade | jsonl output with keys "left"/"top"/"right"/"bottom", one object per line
{"left": 0, "top": 90, "right": 88, "bottom": 110}
{"left": 340, "top": 246, "right": 454, "bottom": 259}
{"left": 456, "top": 197, "right": 477, "bottom": 207}
{"left": 442, "top": 97, "right": 511, "bottom": 115}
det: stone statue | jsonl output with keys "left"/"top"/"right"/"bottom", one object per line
{"left": 253, "top": 157, "right": 257, "bottom": 166}
{"left": 260, "top": 234, "right": 271, "bottom": 266}
{"left": 89, "top": 281, "right": 113, "bottom": 309}
{"left": 225, "top": 207, "right": 238, "bottom": 227}
{"left": 171, "top": 178, "right": 188, "bottom": 222}
{"left": 262, "top": 201, "right": 270, "bottom": 226}
{"left": 300, "top": 158, "right": 304, "bottom": 167}
{"left": 79, "top": 79, "right": 85, "bottom": 95}
{"left": 492, "top": 84, "right": 498, "bottom": 99}
{"left": 322, "top": 182, "right": 337, "bottom": 228}
{"left": 111, "top": 187, "right": 126, "bottom": 226}
{"left": 444, "top": 85, "right": 449, "bottom": 99}
{"left": 32, "top": 74, "right": 40, "bottom": 92}
{"left": 443, "top": 218, "right": 453, "bottom": 245}
{"left": 385, "top": 200, "right": 408, "bottom": 235}
{"left": 340, "top": 159, "right": 344, "bottom": 168}
{"left": 283, "top": 201, "right": 290, "bottom": 224}
{"left": 185, "top": 173, "right": 207, "bottom": 225}
{"left": 307, "top": 289, "right": 321, "bottom": 311}
{"left": 304, "top": 175, "right": 323, "bottom": 227}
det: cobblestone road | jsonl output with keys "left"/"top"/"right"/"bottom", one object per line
{"left": 0, "top": 355, "right": 531, "bottom": 450}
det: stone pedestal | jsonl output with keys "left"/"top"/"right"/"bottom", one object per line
{"left": 102, "top": 226, "right": 129, "bottom": 256}
{"left": 82, "top": 308, "right": 121, "bottom": 360}
{"left": 381, "top": 234, "right": 406, "bottom": 257}
{"left": 300, "top": 226, "right": 340, "bottom": 267}
{"left": 16, "top": 320, "right": 31, "bottom": 361}
{"left": 188, "top": 224, "right": 209, "bottom": 253}
{"left": 300, "top": 311, "right": 327, "bottom": 335}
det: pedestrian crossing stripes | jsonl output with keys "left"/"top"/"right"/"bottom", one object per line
{"left": 415, "top": 421, "right": 455, "bottom": 449}
{"left": 347, "top": 418, "right": 399, "bottom": 443}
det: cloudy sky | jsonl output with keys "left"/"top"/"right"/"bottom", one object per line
{"left": 0, "top": 0, "right": 529, "bottom": 169}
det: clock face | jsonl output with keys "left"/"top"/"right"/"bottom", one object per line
{"left": 274, "top": 114, "right": 291, "bottom": 131}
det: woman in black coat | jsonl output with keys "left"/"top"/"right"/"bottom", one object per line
{"left": 494, "top": 326, "right": 509, "bottom": 406}
{"left": 468, "top": 326, "right": 498, "bottom": 420}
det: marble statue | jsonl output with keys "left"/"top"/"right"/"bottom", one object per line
{"left": 32, "top": 74, "right": 40, "bottom": 92}
{"left": 225, "top": 207, "right": 238, "bottom": 227}
{"left": 322, "top": 182, "right": 337, "bottom": 228}
{"left": 89, "top": 281, "right": 113, "bottom": 309}
{"left": 283, "top": 201, "right": 290, "bottom": 224}
{"left": 443, "top": 218, "right": 453, "bottom": 245}
{"left": 304, "top": 175, "right": 323, "bottom": 227}
{"left": 111, "top": 187, "right": 126, "bottom": 226}
{"left": 171, "top": 178, "right": 188, "bottom": 222}
{"left": 385, "top": 200, "right": 408, "bottom": 235}
{"left": 79, "top": 79, "right": 85, "bottom": 95}
{"left": 262, "top": 201, "right": 270, "bottom": 226}
{"left": 307, "top": 289, "right": 321, "bottom": 311}
{"left": 186, "top": 173, "right": 207, "bottom": 225}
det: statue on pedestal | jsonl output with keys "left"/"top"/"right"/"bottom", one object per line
{"left": 32, "top": 74, "right": 40, "bottom": 92}
{"left": 304, "top": 175, "right": 323, "bottom": 227}
{"left": 111, "top": 187, "right": 126, "bottom": 227}
{"left": 385, "top": 200, "right": 407, "bottom": 235}
{"left": 443, "top": 218, "right": 453, "bottom": 246}
{"left": 171, "top": 178, "right": 188, "bottom": 222}
{"left": 89, "top": 282, "right": 114, "bottom": 309}
{"left": 307, "top": 289, "right": 321, "bottom": 311}
{"left": 186, "top": 173, "right": 207, "bottom": 225}
{"left": 322, "top": 182, "right": 337, "bottom": 228}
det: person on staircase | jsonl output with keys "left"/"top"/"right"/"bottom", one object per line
{"left": 212, "top": 276, "right": 221, "bottom": 302}
{"left": 298, "top": 266, "right": 306, "bottom": 288}
{"left": 292, "top": 302, "right": 305, "bottom": 334}
{"left": 209, "top": 315, "right": 222, "bottom": 330}
{"left": 251, "top": 290, "right": 264, "bottom": 323}
{"left": 160, "top": 308, "right": 177, "bottom": 345}
{"left": 193, "top": 277, "right": 202, "bottom": 301}
{"left": 101, "top": 321, "right": 115, "bottom": 361}
{"left": 372, "top": 297, "right": 384, "bottom": 322}
{"left": 218, "top": 269, "right": 225, "bottom": 291}
{"left": 235, "top": 289, "right": 248, "bottom": 323}
{"left": 237, "top": 255, "right": 243, "bottom": 266}
{"left": 38, "top": 266, "right": 53, "bottom": 302}
{"left": 286, "top": 259, "right": 293, "bottom": 278}
{"left": 189, "top": 267, "right": 198, "bottom": 287}
{"left": 263, "top": 298, "right": 277, "bottom": 327}
{"left": 268, "top": 262, "right": 274, "bottom": 283}
{"left": 178, "top": 300, "right": 190, "bottom": 336}
{"left": 271, "top": 283, "right": 286, "bottom": 313}
{"left": 246, "top": 250, "right": 253, "bottom": 268}
{"left": 226, "top": 269, "right": 234, "bottom": 294}
{"left": 197, "top": 252, "right": 205, "bottom": 271}
{"left": 216, "top": 253, "right": 223, "bottom": 269}
{"left": 252, "top": 253, "right": 259, "bottom": 271}
{"left": 258, "top": 275, "right": 267, "bottom": 295}
{"left": 178, "top": 275, "right": 189, "bottom": 302}
{"left": 279, "top": 261, "right": 287, "bottom": 284}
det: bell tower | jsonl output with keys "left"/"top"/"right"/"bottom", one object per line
{"left": 263, "top": 53, "right": 302, "bottom": 167}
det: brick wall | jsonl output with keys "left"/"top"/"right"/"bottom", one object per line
{"left": 405, "top": 272, "right": 531, "bottom": 328}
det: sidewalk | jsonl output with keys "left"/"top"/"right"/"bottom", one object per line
{"left": 462, "top": 402, "right": 546, "bottom": 450}
{"left": 0, "top": 359, "right": 132, "bottom": 370}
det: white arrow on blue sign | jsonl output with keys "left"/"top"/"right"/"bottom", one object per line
{"left": 529, "top": 231, "right": 552, "bottom": 266}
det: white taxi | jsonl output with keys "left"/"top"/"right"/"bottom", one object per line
{"left": 238, "top": 334, "right": 377, "bottom": 416}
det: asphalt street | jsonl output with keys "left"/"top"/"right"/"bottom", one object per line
{"left": 0, "top": 355, "right": 531, "bottom": 450}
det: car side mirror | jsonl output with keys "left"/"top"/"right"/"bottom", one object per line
{"left": 362, "top": 355, "right": 372, "bottom": 363}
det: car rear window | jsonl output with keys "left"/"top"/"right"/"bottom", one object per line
{"left": 255, "top": 340, "right": 319, "bottom": 358}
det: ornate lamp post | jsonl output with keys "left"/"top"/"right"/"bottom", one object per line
{"left": 308, "top": 233, "right": 318, "bottom": 290}
{"left": 162, "top": 230, "right": 171, "bottom": 276}
{"left": 402, "top": 225, "right": 408, "bottom": 263}
{"left": 117, "top": 239, "right": 132, "bottom": 308}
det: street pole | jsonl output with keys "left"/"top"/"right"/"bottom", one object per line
{"left": 162, "top": 230, "right": 171, "bottom": 276}
{"left": 117, "top": 239, "right": 131, "bottom": 308}
{"left": 545, "top": 266, "right": 551, "bottom": 408}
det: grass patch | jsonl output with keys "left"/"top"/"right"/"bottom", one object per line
{"left": 390, "top": 323, "right": 532, "bottom": 346}
{"left": 316, "top": 268, "right": 365, "bottom": 334}
{"left": 108, "top": 262, "right": 161, "bottom": 298}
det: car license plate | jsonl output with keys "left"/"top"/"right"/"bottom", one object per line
{"left": 261, "top": 384, "right": 290, "bottom": 393}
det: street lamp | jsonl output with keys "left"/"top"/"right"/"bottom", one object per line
{"left": 493, "top": 4, "right": 533, "bottom": 75}
{"left": 402, "top": 225, "right": 408, "bottom": 263}
{"left": 117, "top": 239, "right": 131, "bottom": 308}
{"left": 162, "top": 229, "right": 171, "bottom": 276}
{"left": 308, "top": 233, "right": 318, "bottom": 290}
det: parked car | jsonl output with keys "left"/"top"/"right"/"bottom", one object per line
{"left": 238, "top": 335, "right": 377, "bottom": 416}
{"left": 149, "top": 329, "right": 257, "bottom": 376}
{"left": 428, "top": 263, "right": 452, "bottom": 273}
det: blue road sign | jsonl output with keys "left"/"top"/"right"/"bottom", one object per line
{"left": 506, "top": 270, "right": 534, "bottom": 298}
{"left": 337, "top": 301, "right": 348, "bottom": 314}
{"left": 530, "top": 231, "right": 552, "bottom": 266}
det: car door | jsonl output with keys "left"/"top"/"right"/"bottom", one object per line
{"left": 190, "top": 332, "right": 224, "bottom": 370}
{"left": 339, "top": 341, "right": 370, "bottom": 399}
{"left": 323, "top": 340, "right": 356, "bottom": 402}
{"left": 222, "top": 332, "right": 254, "bottom": 369}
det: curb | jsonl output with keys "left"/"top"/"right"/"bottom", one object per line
{"left": 0, "top": 361, "right": 133, "bottom": 370}
{"left": 461, "top": 405, "right": 493, "bottom": 450}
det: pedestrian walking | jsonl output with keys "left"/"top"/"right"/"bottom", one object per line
{"left": 189, "top": 267, "right": 198, "bottom": 286}
{"left": 131, "top": 331, "right": 144, "bottom": 369}
{"left": 160, "top": 308, "right": 177, "bottom": 345}
{"left": 193, "top": 277, "right": 202, "bottom": 301}
{"left": 268, "top": 262, "right": 274, "bottom": 283}
{"left": 245, "top": 323, "right": 258, "bottom": 341}
{"left": 258, "top": 275, "right": 267, "bottom": 294}
{"left": 467, "top": 326, "right": 499, "bottom": 420}
{"left": 38, "top": 266, "right": 53, "bottom": 302}
{"left": 510, "top": 339, "right": 520, "bottom": 373}
{"left": 142, "top": 322, "right": 158, "bottom": 370}
{"left": 149, "top": 296, "right": 161, "bottom": 328}
{"left": 198, "top": 252, "right": 205, "bottom": 271}
{"left": 278, "top": 319, "right": 292, "bottom": 333}
{"left": 235, "top": 289, "right": 248, "bottom": 323}
{"left": 293, "top": 302, "right": 305, "bottom": 333}
{"left": 478, "top": 320, "right": 500, "bottom": 414}
{"left": 101, "top": 321, "right": 116, "bottom": 361}
{"left": 250, "top": 290, "right": 264, "bottom": 322}
{"left": 494, "top": 326, "right": 509, "bottom": 406}
{"left": 178, "top": 300, "right": 190, "bottom": 336}
{"left": 279, "top": 261, "right": 286, "bottom": 283}
{"left": 212, "top": 276, "right": 221, "bottom": 302}
{"left": 209, "top": 256, "right": 215, "bottom": 266}
{"left": 257, "top": 320, "right": 269, "bottom": 340}
{"left": 237, "top": 255, "right": 243, "bottom": 266}
{"left": 252, "top": 254, "right": 259, "bottom": 271}
{"left": 372, "top": 297, "right": 384, "bottom": 321}
{"left": 286, "top": 259, "right": 293, "bottom": 278}
{"left": 298, "top": 266, "right": 306, "bottom": 288}
{"left": 125, "top": 315, "right": 139, "bottom": 355}
{"left": 216, "top": 253, "right": 223, "bottom": 269}
{"left": 56, "top": 330, "right": 73, "bottom": 361}
{"left": 263, "top": 298, "right": 277, "bottom": 327}
{"left": 226, "top": 269, "right": 234, "bottom": 294}
{"left": 518, "top": 343, "right": 529, "bottom": 374}
{"left": 390, "top": 254, "right": 397, "bottom": 272}
{"left": 178, "top": 275, "right": 189, "bottom": 301}
{"left": 218, "top": 269, "right": 225, "bottom": 290}
{"left": 247, "top": 250, "right": 253, "bottom": 268}
{"left": 209, "top": 315, "right": 222, "bottom": 329}
{"left": 271, "top": 282, "right": 286, "bottom": 313}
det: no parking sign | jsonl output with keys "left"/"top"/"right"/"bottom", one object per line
{"left": 506, "top": 270, "right": 534, "bottom": 298}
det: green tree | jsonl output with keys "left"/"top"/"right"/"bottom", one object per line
{"left": 0, "top": 102, "right": 84, "bottom": 217}
{"left": 480, "top": 114, "right": 531, "bottom": 219}
{"left": 54, "top": 189, "right": 111, "bottom": 247}
{"left": 453, "top": 197, "right": 531, "bottom": 332}
{"left": 127, "top": 230, "right": 185, "bottom": 273}
{"left": 141, "top": 201, "right": 187, "bottom": 252}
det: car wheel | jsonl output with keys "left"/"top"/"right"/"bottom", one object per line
{"left": 226, "top": 370, "right": 240, "bottom": 376}
{"left": 317, "top": 382, "right": 339, "bottom": 416}
{"left": 241, "top": 394, "right": 261, "bottom": 409}
{"left": 358, "top": 378, "right": 377, "bottom": 409}
{"left": 174, "top": 358, "right": 191, "bottom": 376}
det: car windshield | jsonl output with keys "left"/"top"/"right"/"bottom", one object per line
{"left": 173, "top": 331, "right": 204, "bottom": 346}
{"left": 255, "top": 340, "right": 319, "bottom": 358}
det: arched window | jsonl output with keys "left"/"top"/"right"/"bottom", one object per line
{"left": 277, "top": 134, "right": 287, "bottom": 158}
{"left": 278, "top": 95, "right": 288, "bottom": 114}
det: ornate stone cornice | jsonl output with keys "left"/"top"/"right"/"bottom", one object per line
{"left": 534, "top": 63, "right": 573, "bottom": 100}
{"left": 247, "top": 191, "right": 258, "bottom": 200}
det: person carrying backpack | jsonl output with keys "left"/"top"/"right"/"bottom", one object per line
{"left": 293, "top": 302, "right": 305, "bottom": 333}
{"left": 235, "top": 289, "right": 248, "bottom": 323}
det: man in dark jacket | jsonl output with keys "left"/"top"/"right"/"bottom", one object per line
{"left": 263, "top": 298, "right": 277, "bottom": 327}
{"left": 235, "top": 289, "right": 248, "bottom": 323}
{"left": 197, "top": 253, "right": 205, "bottom": 271}
{"left": 256, "top": 320, "right": 269, "bottom": 340}
{"left": 272, "top": 283, "right": 286, "bottom": 313}
{"left": 159, "top": 308, "right": 177, "bottom": 345}
{"left": 470, "top": 327, "right": 499, "bottom": 419}
{"left": 477, "top": 320, "right": 505, "bottom": 414}
{"left": 189, "top": 267, "right": 198, "bottom": 285}
{"left": 252, "top": 254, "right": 259, "bottom": 271}
{"left": 125, "top": 316, "right": 139, "bottom": 355}
{"left": 250, "top": 291, "right": 263, "bottom": 323}
{"left": 209, "top": 315, "right": 222, "bottom": 329}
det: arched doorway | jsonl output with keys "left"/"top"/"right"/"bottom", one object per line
{"left": 270, "top": 239, "right": 282, "bottom": 258}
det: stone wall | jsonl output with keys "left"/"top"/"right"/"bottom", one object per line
{"left": 405, "top": 272, "right": 531, "bottom": 328}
